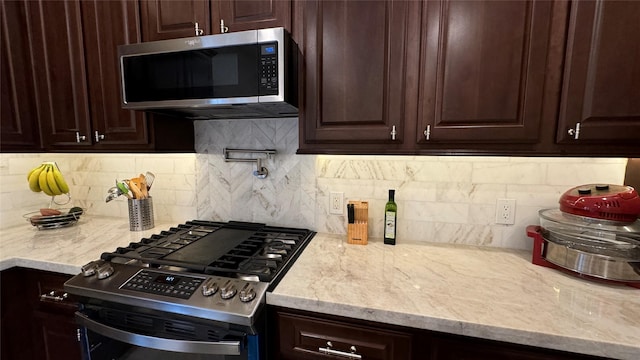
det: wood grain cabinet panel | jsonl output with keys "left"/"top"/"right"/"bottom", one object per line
{"left": 417, "top": 0, "right": 554, "bottom": 144}
{"left": 0, "top": 1, "right": 41, "bottom": 151}
{"left": 297, "top": 0, "right": 418, "bottom": 149}
{"left": 557, "top": 0, "right": 640, "bottom": 145}
{"left": 276, "top": 311, "right": 413, "bottom": 360}
{"left": 140, "top": 0, "right": 210, "bottom": 41}
{"left": 213, "top": 0, "right": 291, "bottom": 33}
{"left": 81, "top": 0, "right": 149, "bottom": 149}
{"left": 29, "top": 0, "right": 92, "bottom": 149}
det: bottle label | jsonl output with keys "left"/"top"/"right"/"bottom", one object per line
{"left": 384, "top": 211, "right": 396, "bottom": 239}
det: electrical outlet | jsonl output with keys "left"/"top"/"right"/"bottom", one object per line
{"left": 329, "top": 192, "right": 344, "bottom": 215}
{"left": 495, "top": 199, "right": 516, "bottom": 225}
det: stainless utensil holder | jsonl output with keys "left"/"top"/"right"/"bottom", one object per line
{"left": 128, "top": 197, "right": 154, "bottom": 231}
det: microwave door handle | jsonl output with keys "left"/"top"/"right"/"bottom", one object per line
{"left": 75, "top": 312, "right": 242, "bottom": 355}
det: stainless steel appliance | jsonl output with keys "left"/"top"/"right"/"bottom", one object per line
{"left": 65, "top": 220, "right": 315, "bottom": 359}
{"left": 527, "top": 184, "right": 640, "bottom": 288}
{"left": 118, "top": 27, "right": 298, "bottom": 120}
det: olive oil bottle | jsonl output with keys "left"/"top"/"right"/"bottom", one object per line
{"left": 384, "top": 189, "right": 397, "bottom": 245}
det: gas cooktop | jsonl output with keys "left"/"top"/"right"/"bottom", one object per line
{"left": 64, "top": 220, "right": 315, "bottom": 326}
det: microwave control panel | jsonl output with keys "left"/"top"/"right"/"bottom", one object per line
{"left": 259, "top": 42, "right": 278, "bottom": 95}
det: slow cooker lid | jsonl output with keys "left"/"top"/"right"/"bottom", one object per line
{"left": 539, "top": 208, "right": 640, "bottom": 235}
{"left": 558, "top": 184, "right": 640, "bottom": 223}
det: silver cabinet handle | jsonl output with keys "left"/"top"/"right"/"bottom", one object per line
{"left": 319, "top": 341, "right": 362, "bottom": 359}
{"left": 423, "top": 125, "right": 431, "bottom": 140}
{"left": 95, "top": 131, "right": 105, "bottom": 142}
{"left": 194, "top": 22, "right": 204, "bottom": 36}
{"left": 390, "top": 125, "right": 397, "bottom": 140}
{"left": 75, "top": 132, "right": 86, "bottom": 143}
{"left": 567, "top": 122, "right": 580, "bottom": 139}
{"left": 75, "top": 312, "right": 241, "bottom": 355}
{"left": 220, "top": 19, "right": 228, "bottom": 33}
{"left": 40, "top": 290, "right": 68, "bottom": 302}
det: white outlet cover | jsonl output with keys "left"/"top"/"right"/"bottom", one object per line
{"left": 495, "top": 199, "right": 516, "bottom": 225}
{"left": 329, "top": 192, "right": 344, "bottom": 215}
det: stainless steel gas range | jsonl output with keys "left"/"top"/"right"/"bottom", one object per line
{"left": 64, "top": 220, "right": 315, "bottom": 360}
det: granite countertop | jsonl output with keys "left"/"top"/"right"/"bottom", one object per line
{"left": 0, "top": 215, "right": 176, "bottom": 275}
{"left": 267, "top": 234, "right": 640, "bottom": 360}
{"left": 1, "top": 219, "right": 638, "bottom": 359}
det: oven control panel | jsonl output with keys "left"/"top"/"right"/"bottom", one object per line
{"left": 121, "top": 270, "right": 204, "bottom": 299}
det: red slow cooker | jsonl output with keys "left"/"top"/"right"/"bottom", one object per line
{"left": 527, "top": 184, "right": 640, "bottom": 288}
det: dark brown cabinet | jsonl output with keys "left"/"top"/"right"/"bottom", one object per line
{"left": 140, "top": 0, "right": 291, "bottom": 41}
{"left": 1, "top": 0, "right": 193, "bottom": 153}
{"left": 556, "top": 0, "right": 640, "bottom": 146}
{"left": 296, "top": 0, "right": 419, "bottom": 152}
{"left": 0, "top": 1, "right": 42, "bottom": 152}
{"left": 30, "top": 0, "right": 151, "bottom": 150}
{"left": 296, "top": 0, "right": 640, "bottom": 156}
{"left": 1, "top": 268, "right": 81, "bottom": 360}
{"left": 273, "top": 308, "right": 414, "bottom": 359}
{"left": 141, "top": 0, "right": 210, "bottom": 41}
{"left": 416, "top": 0, "right": 554, "bottom": 145}
{"left": 271, "top": 307, "right": 605, "bottom": 360}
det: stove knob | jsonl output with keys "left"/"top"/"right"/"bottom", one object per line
{"left": 96, "top": 263, "right": 114, "bottom": 279}
{"left": 201, "top": 278, "right": 219, "bottom": 296}
{"left": 220, "top": 280, "right": 237, "bottom": 299}
{"left": 239, "top": 283, "right": 256, "bottom": 302}
{"left": 81, "top": 260, "right": 102, "bottom": 277}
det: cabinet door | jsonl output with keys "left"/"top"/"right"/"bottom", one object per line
{"left": 140, "top": 0, "right": 210, "bottom": 41}
{"left": 298, "top": 0, "right": 418, "bottom": 148}
{"left": 557, "top": 0, "right": 640, "bottom": 144}
{"left": 417, "top": 0, "right": 554, "bottom": 144}
{"left": 276, "top": 311, "right": 413, "bottom": 360}
{"left": 0, "top": 1, "right": 41, "bottom": 151}
{"left": 212, "top": 0, "right": 291, "bottom": 33}
{"left": 81, "top": 0, "right": 149, "bottom": 149}
{"left": 29, "top": 0, "right": 92, "bottom": 149}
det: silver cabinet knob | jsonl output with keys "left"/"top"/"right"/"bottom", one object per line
{"left": 194, "top": 22, "right": 204, "bottom": 36}
{"left": 567, "top": 123, "right": 581, "bottom": 139}
{"left": 95, "top": 131, "right": 105, "bottom": 142}
{"left": 390, "top": 125, "right": 398, "bottom": 140}
{"left": 75, "top": 132, "right": 86, "bottom": 143}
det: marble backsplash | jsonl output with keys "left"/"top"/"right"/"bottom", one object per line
{"left": 0, "top": 117, "right": 628, "bottom": 250}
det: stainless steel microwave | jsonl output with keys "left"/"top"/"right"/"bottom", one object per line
{"left": 118, "top": 27, "right": 298, "bottom": 120}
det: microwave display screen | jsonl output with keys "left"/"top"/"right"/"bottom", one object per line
{"left": 122, "top": 44, "right": 260, "bottom": 103}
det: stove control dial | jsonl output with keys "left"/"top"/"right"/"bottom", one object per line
{"left": 96, "top": 263, "right": 114, "bottom": 279}
{"left": 201, "top": 278, "right": 219, "bottom": 296}
{"left": 239, "top": 283, "right": 256, "bottom": 302}
{"left": 220, "top": 280, "right": 237, "bottom": 299}
{"left": 81, "top": 260, "right": 102, "bottom": 277}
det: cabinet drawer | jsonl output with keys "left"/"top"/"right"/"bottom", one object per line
{"left": 276, "top": 311, "right": 413, "bottom": 360}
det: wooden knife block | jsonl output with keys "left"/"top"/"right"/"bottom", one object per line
{"left": 347, "top": 201, "right": 368, "bottom": 245}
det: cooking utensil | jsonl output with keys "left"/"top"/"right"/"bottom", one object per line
{"left": 145, "top": 171, "right": 155, "bottom": 191}
{"left": 105, "top": 186, "right": 121, "bottom": 203}
{"left": 127, "top": 179, "right": 143, "bottom": 199}
{"left": 116, "top": 180, "right": 132, "bottom": 199}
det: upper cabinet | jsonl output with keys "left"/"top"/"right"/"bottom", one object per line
{"left": 297, "top": 0, "right": 640, "bottom": 156}
{"left": 141, "top": 0, "right": 210, "bottom": 41}
{"left": 416, "top": 0, "right": 554, "bottom": 144}
{"left": 0, "top": 1, "right": 42, "bottom": 151}
{"left": 29, "top": 0, "right": 150, "bottom": 150}
{"left": 140, "top": 0, "right": 291, "bottom": 41}
{"left": 296, "top": 0, "right": 419, "bottom": 153}
{"left": 1, "top": 0, "right": 194, "bottom": 153}
{"left": 556, "top": 0, "right": 640, "bottom": 145}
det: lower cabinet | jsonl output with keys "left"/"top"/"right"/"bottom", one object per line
{"left": 270, "top": 307, "right": 605, "bottom": 360}
{"left": 0, "top": 267, "right": 81, "bottom": 360}
{"left": 275, "top": 309, "right": 413, "bottom": 359}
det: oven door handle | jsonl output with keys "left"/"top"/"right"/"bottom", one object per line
{"left": 75, "top": 312, "right": 242, "bottom": 355}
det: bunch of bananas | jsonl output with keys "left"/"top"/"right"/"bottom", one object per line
{"left": 27, "top": 162, "right": 70, "bottom": 196}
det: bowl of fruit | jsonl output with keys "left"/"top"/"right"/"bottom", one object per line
{"left": 24, "top": 207, "right": 84, "bottom": 230}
